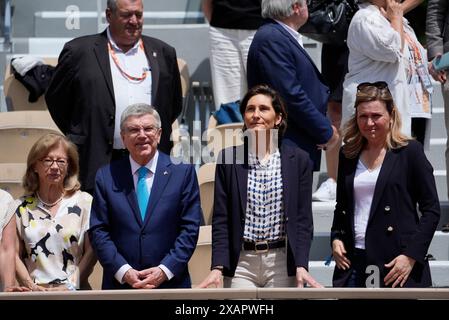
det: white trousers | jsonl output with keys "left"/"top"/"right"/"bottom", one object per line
{"left": 224, "top": 248, "right": 296, "bottom": 288}
{"left": 209, "top": 26, "right": 256, "bottom": 110}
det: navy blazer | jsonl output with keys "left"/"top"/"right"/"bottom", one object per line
{"left": 46, "top": 30, "right": 182, "bottom": 191}
{"left": 331, "top": 140, "right": 440, "bottom": 287}
{"left": 211, "top": 143, "right": 314, "bottom": 277}
{"left": 247, "top": 19, "right": 332, "bottom": 171}
{"left": 89, "top": 153, "right": 201, "bottom": 289}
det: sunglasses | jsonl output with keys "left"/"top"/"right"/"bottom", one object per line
{"left": 357, "top": 81, "right": 389, "bottom": 92}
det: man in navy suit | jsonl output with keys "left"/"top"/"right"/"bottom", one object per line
{"left": 89, "top": 104, "right": 201, "bottom": 289}
{"left": 247, "top": 0, "right": 339, "bottom": 171}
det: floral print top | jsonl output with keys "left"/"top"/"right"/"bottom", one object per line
{"left": 14, "top": 191, "right": 92, "bottom": 289}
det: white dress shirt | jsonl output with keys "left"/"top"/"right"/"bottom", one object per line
{"left": 114, "top": 151, "right": 175, "bottom": 283}
{"left": 107, "top": 28, "right": 152, "bottom": 149}
{"left": 275, "top": 20, "right": 304, "bottom": 47}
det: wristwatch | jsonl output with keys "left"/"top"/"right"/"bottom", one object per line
{"left": 211, "top": 266, "right": 224, "bottom": 272}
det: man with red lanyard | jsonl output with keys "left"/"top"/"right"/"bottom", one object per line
{"left": 46, "top": 0, "right": 182, "bottom": 194}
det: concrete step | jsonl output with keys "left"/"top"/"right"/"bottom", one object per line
{"left": 435, "top": 174, "right": 448, "bottom": 202}
{"left": 12, "top": 0, "right": 202, "bottom": 37}
{"left": 430, "top": 108, "right": 446, "bottom": 139}
{"left": 308, "top": 260, "right": 449, "bottom": 287}
{"left": 426, "top": 139, "right": 445, "bottom": 171}
{"left": 34, "top": 11, "right": 205, "bottom": 37}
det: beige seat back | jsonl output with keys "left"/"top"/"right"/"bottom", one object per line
{"left": 189, "top": 225, "right": 215, "bottom": 287}
{"left": 4, "top": 57, "right": 58, "bottom": 111}
{"left": 0, "top": 111, "right": 61, "bottom": 163}
{"left": 0, "top": 163, "right": 27, "bottom": 199}
{"left": 197, "top": 163, "right": 216, "bottom": 225}
{"left": 177, "top": 58, "right": 190, "bottom": 99}
{"left": 205, "top": 122, "right": 244, "bottom": 161}
{"left": 87, "top": 261, "right": 104, "bottom": 290}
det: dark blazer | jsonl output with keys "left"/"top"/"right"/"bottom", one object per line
{"left": 89, "top": 152, "right": 201, "bottom": 289}
{"left": 331, "top": 140, "right": 440, "bottom": 287}
{"left": 247, "top": 20, "right": 332, "bottom": 171}
{"left": 211, "top": 143, "right": 314, "bottom": 277}
{"left": 45, "top": 30, "right": 182, "bottom": 191}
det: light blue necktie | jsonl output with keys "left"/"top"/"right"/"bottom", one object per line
{"left": 137, "top": 166, "right": 150, "bottom": 220}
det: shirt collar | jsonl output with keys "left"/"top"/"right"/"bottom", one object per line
{"left": 107, "top": 27, "right": 140, "bottom": 54}
{"left": 129, "top": 151, "right": 159, "bottom": 176}
{"left": 275, "top": 19, "right": 303, "bottom": 47}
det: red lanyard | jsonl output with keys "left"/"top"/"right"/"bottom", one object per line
{"left": 108, "top": 39, "right": 148, "bottom": 82}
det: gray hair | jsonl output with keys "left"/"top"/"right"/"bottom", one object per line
{"left": 107, "top": 0, "right": 141, "bottom": 13}
{"left": 120, "top": 103, "right": 161, "bottom": 132}
{"left": 261, "top": 0, "right": 305, "bottom": 20}
{"left": 106, "top": 0, "right": 118, "bottom": 13}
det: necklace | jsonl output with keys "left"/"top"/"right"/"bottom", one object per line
{"left": 36, "top": 192, "right": 64, "bottom": 208}
{"left": 108, "top": 39, "right": 147, "bottom": 82}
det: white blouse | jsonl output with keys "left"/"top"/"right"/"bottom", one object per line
{"left": 342, "top": 3, "right": 411, "bottom": 136}
{"left": 0, "top": 190, "right": 13, "bottom": 240}
{"left": 353, "top": 159, "right": 381, "bottom": 250}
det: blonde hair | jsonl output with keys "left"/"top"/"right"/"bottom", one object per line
{"left": 342, "top": 83, "right": 409, "bottom": 159}
{"left": 23, "top": 133, "right": 81, "bottom": 195}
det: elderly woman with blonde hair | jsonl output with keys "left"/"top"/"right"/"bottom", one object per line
{"left": 11, "top": 133, "right": 96, "bottom": 291}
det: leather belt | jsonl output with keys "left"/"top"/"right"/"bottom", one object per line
{"left": 242, "top": 239, "right": 286, "bottom": 253}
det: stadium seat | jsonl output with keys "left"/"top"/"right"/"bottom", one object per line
{"left": 3, "top": 57, "right": 57, "bottom": 111}
{"left": 188, "top": 225, "right": 215, "bottom": 287}
{"left": 198, "top": 162, "right": 216, "bottom": 225}
{"left": 205, "top": 122, "right": 243, "bottom": 161}
{"left": 0, "top": 110, "right": 61, "bottom": 163}
{"left": 0, "top": 163, "right": 26, "bottom": 198}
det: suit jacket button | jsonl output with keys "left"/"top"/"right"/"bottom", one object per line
{"left": 110, "top": 115, "right": 115, "bottom": 120}
{"left": 384, "top": 206, "right": 391, "bottom": 212}
{"left": 387, "top": 226, "right": 394, "bottom": 232}
{"left": 342, "top": 210, "right": 346, "bottom": 215}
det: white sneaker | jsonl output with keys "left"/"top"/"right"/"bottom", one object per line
{"left": 312, "top": 178, "right": 336, "bottom": 201}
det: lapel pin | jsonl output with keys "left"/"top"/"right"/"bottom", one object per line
{"left": 163, "top": 171, "right": 168, "bottom": 175}
{"left": 153, "top": 52, "right": 157, "bottom": 58}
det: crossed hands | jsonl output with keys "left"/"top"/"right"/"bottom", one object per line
{"left": 123, "top": 267, "right": 168, "bottom": 289}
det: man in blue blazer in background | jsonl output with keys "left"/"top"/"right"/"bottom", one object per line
{"left": 89, "top": 103, "right": 201, "bottom": 289}
{"left": 247, "top": 0, "right": 339, "bottom": 171}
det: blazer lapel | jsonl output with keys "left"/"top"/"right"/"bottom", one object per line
{"left": 143, "top": 153, "right": 171, "bottom": 225}
{"left": 233, "top": 145, "right": 248, "bottom": 216}
{"left": 367, "top": 150, "right": 398, "bottom": 224}
{"left": 142, "top": 39, "right": 160, "bottom": 104}
{"left": 345, "top": 157, "right": 357, "bottom": 233}
{"left": 280, "top": 146, "right": 294, "bottom": 216}
{"left": 112, "top": 158, "right": 142, "bottom": 226}
{"left": 93, "top": 31, "right": 115, "bottom": 100}
{"left": 272, "top": 21, "right": 323, "bottom": 78}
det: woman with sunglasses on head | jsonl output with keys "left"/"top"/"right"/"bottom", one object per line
{"left": 10, "top": 133, "right": 96, "bottom": 291}
{"left": 342, "top": 0, "right": 430, "bottom": 142}
{"left": 331, "top": 82, "right": 440, "bottom": 288}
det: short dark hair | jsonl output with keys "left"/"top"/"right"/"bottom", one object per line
{"left": 239, "top": 84, "right": 288, "bottom": 137}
